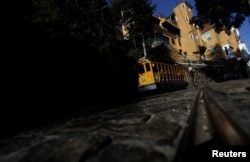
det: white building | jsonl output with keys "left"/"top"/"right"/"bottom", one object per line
{"left": 239, "top": 41, "right": 250, "bottom": 61}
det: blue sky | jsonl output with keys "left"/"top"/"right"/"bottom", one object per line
{"left": 151, "top": 0, "right": 250, "bottom": 49}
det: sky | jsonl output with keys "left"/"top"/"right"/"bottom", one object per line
{"left": 151, "top": 0, "right": 250, "bottom": 50}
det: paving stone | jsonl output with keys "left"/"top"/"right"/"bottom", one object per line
{"left": 0, "top": 79, "right": 249, "bottom": 162}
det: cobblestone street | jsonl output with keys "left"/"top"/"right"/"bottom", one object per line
{"left": 0, "top": 79, "right": 249, "bottom": 162}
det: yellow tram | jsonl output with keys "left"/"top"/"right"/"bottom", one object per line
{"left": 137, "top": 58, "right": 189, "bottom": 92}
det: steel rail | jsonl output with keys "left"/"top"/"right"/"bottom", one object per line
{"left": 173, "top": 89, "right": 202, "bottom": 162}
{"left": 174, "top": 87, "right": 249, "bottom": 162}
{"left": 202, "top": 87, "right": 249, "bottom": 145}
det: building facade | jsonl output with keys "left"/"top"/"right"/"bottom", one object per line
{"left": 170, "top": 1, "right": 242, "bottom": 63}
{"left": 121, "top": 0, "right": 245, "bottom": 65}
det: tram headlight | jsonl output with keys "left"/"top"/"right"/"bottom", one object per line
{"left": 140, "top": 78, "right": 145, "bottom": 82}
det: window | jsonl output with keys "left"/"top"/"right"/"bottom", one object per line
{"left": 171, "top": 38, "right": 175, "bottom": 44}
{"left": 185, "top": 16, "right": 189, "bottom": 22}
{"left": 138, "top": 64, "right": 145, "bottom": 74}
{"left": 145, "top": 63, "right": 151, "bottom": 72}
{"left": 182, "top": 3, "right": 186, "bottom": 8}
{"left": 202, "top": 35, "right": 205, "bottom": 41}
{"left": 224, "top": 47, "right": 229, "bottom": 55}
{"left": 154, "top": 34, "right": 170, "bottom": 46}
{"left": 152, "top": 63, "right": 158, "bottom": 72}
{"left": 159, "top": 64, "right": 163, "bottom": 72}
{"left": 209, "top": 46, "right": 214, "bottom": 56}
{"left": 190, "top": 34, "right": 194, "bottom": 40}
{"left": 178, "top": 38, "right": 182, "bottom": 46}
{"left": 205, "top": 32, "right": 211, "bottom": 41}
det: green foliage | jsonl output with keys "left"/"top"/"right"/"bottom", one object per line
{"left": 30, "top": 0, "right": 156, "bottom": 60}
{"left": 10, "top": 0, "right": 157, "bottom": 102}
{"left": 213, "top": 43, "right": 226, "bottom": 59}
{"left": 8, "top": 0, "right": 142, "bottom": 106}
{"left": 191, "top": 0, "right": 250, "bottom": 31}
{"left": 168, "top": 13, "right": 176, "bottom": 23}
{"left": 32, "top": 0, "right": 110, "bottom": 43}
{"left": 148, "top": 44, "right": 174, "bottom": 63}
{"left": 111, "top": 0, "right": 156, "bottom": 58}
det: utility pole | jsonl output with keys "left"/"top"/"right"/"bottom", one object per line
{"left": 142, "top": 34, "right": 147, "bottom": 58}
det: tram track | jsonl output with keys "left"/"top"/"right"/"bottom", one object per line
{"left": 174, "top": 87, "right": 249, "bottom": 162}
{"left": 0, "top": 80, "right": 249, "bottom": 162}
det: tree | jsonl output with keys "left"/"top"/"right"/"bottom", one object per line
{"left": 110, "top": 0, "right": 156, "bottom": 59}
{"left": 7, "top": 0, "right": 141, "bottom": 110}
{"left": 148, "top": 44, "right": 175, "bottom": 63}
{"left": 213, "top": 43, "right": 226, "bottom": 59}
{"left": 191, "top": 0, "right": 250, "bottom": 31}
{"left": 32, "top": 0, "right": 115, "bottom": 48}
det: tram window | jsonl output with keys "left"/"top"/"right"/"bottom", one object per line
{"left": 145, "top": 63, "right": 151, "bottom": 71}
{"left": 166, "top": 65, "right": 169, "bottom": 73}
{"left": 159, "top": 64, "right": 162, "bottom": 72}
{"left": 138, "top": 64, "right": 145, "bottom": 74}
{"left": 152, "top": 63, "right": 158, "bottom": 72}
{"left": 170, "top": 66, "right": 173, "bottom": 73}
{"left": 163, "top": 64, "right": 166, "bottom": 72}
